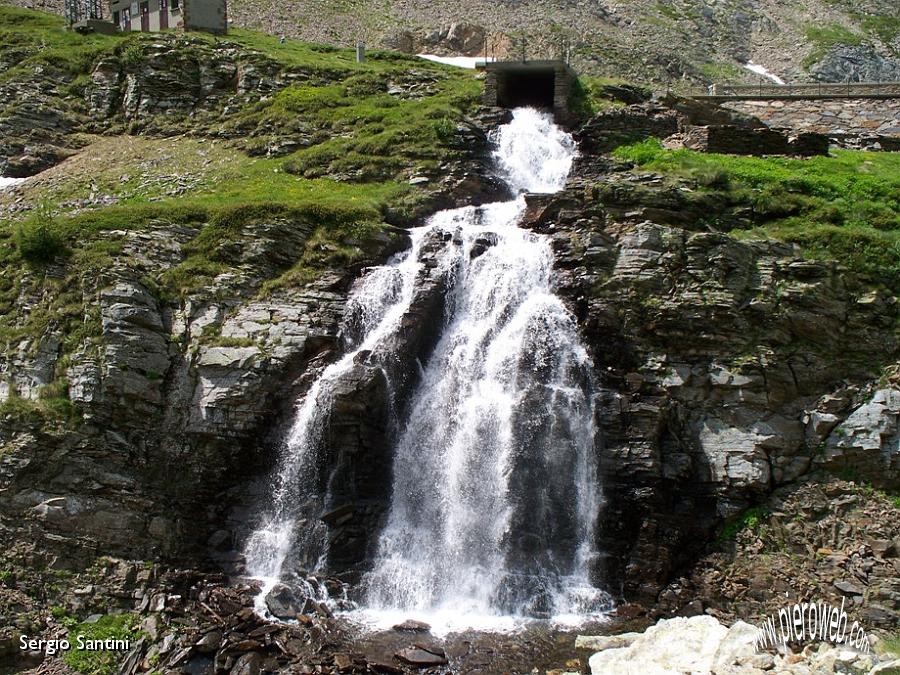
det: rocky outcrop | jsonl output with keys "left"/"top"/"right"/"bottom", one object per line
{"left": 0, "top": 35, "right": 280, "bottom": 177}
{"left": 421, "top": 22, "right": 486, "bottom": 56}
{"left": 810, "top": 46, "right": 900, "bottom": 84}
{"left": 816, "top": 390, "right": 900, "bottom": 486}
{"left": 0, "top": 215, "right": 406, "bottom": 571}
{"left": 0, "top": 76, "right": 84, "bottom": 176}
{"left": 574, "top": 104, "right": 681, "bottom": 155}
{"left": 521, "top": 145, "right": 900, "bottom": 604}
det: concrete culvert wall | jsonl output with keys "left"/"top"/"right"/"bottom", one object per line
{"left": 484, "top": 61, "right": 577, "bottom": 125}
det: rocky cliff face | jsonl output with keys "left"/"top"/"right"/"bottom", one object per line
{"left": 521, "top": 157, "right": 900, "bottom": 602}
{"left": 0, "top": 212, "right": 404, "bottom": 567}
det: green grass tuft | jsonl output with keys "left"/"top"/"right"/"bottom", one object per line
{"left": 718, "top": 506, "right": 766, "bottom": 543}
{"left": 803, "top": 23, "right": 865, "bottom": 67}
{"left": 613, "top": 139, "right": 900, "bottom": 291}
{"left": 880, "top": 632, "right": 900, "bottom": 658}
{"left": 63, "top": 614, "right": 141, "bottom": 675}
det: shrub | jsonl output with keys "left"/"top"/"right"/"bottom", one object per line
{"left": 694, "top": 167, "right": 730, "bottom": 189}
{"left": 15, "top": 203, "right": 65, "bottom": 263}
{"left": 119, "top": 42, "right": 144, "bottom": 69}
{"left": 432, "top": 116, "right": 456, "bottom": 142}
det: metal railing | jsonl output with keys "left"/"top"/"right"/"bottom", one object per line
{"left": 691, "top": 81, "right": 900, "bottom": 100}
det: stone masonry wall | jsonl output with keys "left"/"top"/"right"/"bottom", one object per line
{"left": 723, "top": 98, "right": 900, "bottom": 136}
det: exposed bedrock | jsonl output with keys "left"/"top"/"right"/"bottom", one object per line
{"left": 313, "top": 229, "right": 458, "bottom": 574}
{"left": 520, "top": 154, "right": 900, "bottom": 605}
{"left": 0, "top": 217, "right": 407, "bottom": 571}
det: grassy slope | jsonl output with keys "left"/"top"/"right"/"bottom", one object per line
{"left": 0, "top": 5, "right": 123, "bottom": 82}
{"left": 613, "top": 139, "right": 900, "bottom": 292}
{"left": 0, "top": 7, "right": 489, "bottom": 426}
{"left": 0, "top": 7, "right": 482, "bottom": 290}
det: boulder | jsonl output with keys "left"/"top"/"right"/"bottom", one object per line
{"left": 194, "top": 630, "right": 222, "bottom": 654}
{"left": 588, "top": 617, "right": 756, "bottom": 674}
{"left": 264, "top": 583, "right": 307, "bottom": 620}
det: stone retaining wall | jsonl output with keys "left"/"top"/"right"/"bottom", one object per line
{"left": 723, "top": 98, "right": 900, "bottom": 136}
{"left": 683, "top": 125, "right": 829, "bottom": 156}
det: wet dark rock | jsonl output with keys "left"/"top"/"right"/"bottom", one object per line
{"left": 392, "top": 619, "right": 431, "bottom": 632}
{"left": 470, "top": 232, "right": 499, "bottom": 259}
{"left": 395, "top": 645, "right": 448, "bottom": 667}
{"left": 264, "top": 583, "right": 307, "bottom": 620}
{"left": 208, "top": 530, "right": 231, "bottom": 550}
{"left": 229, "top": 652, "right": 262, "bottom": 675}
{"left": 321, "top": 504, "right": 355, "bottom": 526}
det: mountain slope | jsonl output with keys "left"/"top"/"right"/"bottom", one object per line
{"left": 10, "top": 0, "right": 899, "bottom": 85}
{"left": 224, "top": 0, "right": 900, "bottom": 86}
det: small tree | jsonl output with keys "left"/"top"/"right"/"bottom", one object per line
{"left": 15, "top": 201, "right": 65, "bottom": 264}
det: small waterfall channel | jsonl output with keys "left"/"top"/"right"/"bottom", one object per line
{"left": 244, "top": 107, "right": 611, "bottom": 632}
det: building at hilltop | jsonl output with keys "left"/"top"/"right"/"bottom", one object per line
{"left": 64, "top": 0, "right": 226, "bottom": 34}
{"left": 109, "top": 0, "right": 226, "bottom": 33}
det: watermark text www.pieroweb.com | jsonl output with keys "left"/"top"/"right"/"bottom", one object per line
{"left": 755, "top": 598, "right": 871, "bottom": 653}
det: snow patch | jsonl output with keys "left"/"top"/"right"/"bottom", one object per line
{"left": 742, "top": 61, "right": 785, "bottom": 85}
{"left": 0, "top": 177, "right": 26, "bottom": 190}
{"left": 417, "top": 54, "right": 494, "bottom": 69}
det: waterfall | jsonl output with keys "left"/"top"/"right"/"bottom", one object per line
{"left": 243, "top": 231, "right": 429, "bottom": 606}
{"left": 244, "top": 107, "right": 611, "bottom": 628}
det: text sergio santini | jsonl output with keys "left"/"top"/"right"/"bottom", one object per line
{"left": 20, "top": 635, "right": 131, "bottom": 655}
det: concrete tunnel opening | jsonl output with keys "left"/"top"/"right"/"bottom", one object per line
{"left": 496, "top": 66, "right": 557, "bottom": 110}
{"left": 483, "top": 61, "right": 576, "bottom": 124}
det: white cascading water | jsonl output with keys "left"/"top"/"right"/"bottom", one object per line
{"left": 243, "top": 237, "right": 429, "bottom": 611}
{"left": 244, "top": 107, "right": 611, "bottom": 630}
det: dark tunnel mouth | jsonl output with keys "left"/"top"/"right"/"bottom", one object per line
{"left": 495, "top": 65, "right": 557, "bottom": 111}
